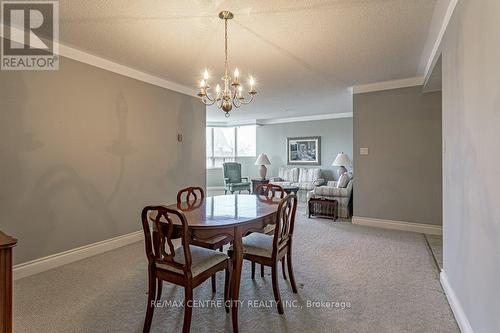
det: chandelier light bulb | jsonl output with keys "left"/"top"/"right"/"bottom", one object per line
{"left": 203, "top": 69, "right": 209, "bottom": 80}
{"left": 200, "top": 80, "right": 206, "bottom": 88}
{"left": 216, "top": 84, "right": 221, "bottom": 93}
{"left": 234, "top": 68, "right": 239, "bottom": 78}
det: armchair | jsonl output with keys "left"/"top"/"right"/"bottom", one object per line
{"left": 307, "top": 176, "right": 353, "bottom": 218}
{"left": 222, "top": 162, "right": 251, "bottom": 194}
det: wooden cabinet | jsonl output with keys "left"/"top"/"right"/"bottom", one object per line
{"left": 0, "top": 231, "right": 17, "bottom": 333}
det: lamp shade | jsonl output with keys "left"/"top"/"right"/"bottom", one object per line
{"left": 255, "top": 153, "right": 271, "bottom": 165}
{"left": 332, "top": 152, "right": 351, "bottom": 166}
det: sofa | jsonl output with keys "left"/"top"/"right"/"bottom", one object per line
{"left": 306, "top": 174, "right": 353, "bottom": 218}
{"left": 270, "top": 167, "right": 324, "bottom": 201}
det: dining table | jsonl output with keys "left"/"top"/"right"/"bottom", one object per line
{"left": 166, "top": 194, "right": 280, "bottom": 333}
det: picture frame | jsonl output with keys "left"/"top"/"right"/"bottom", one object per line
{"left": 287, "top": 136, "right": 321, "bottom": 165}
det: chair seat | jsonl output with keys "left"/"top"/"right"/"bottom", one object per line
{"left": 263, "top": 224, "right": 275, "bottom": 235}
{"left": 228, "top": 182, "right": 251, "bottom": 188}
{"left": 231, "top": 233, "right": 286, "bottom": 258}
{"left": 157, "top": 245, "right": 229, "bottom": 277}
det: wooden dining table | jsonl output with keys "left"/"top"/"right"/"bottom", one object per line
{"left": 167, "top": 194, "right": 279, "bottom": 333}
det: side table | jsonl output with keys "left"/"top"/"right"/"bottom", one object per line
{"left": 308, "top": 198, "right": 338, "bottom": 221}
{"left": 251, "top": 178, "right": 269, "bottom": 194}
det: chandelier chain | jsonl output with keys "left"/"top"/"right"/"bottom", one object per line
{"left": 224, "top": 18, "right": 228, "bottom": 76}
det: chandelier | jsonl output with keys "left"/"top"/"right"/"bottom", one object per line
{"left": 197, "top": 11, "right": 257, "bottom": 117}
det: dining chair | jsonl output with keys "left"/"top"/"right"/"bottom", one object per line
{"left": 176, "top": 187, "right": 232, "bottom": 293}
{"left": 176, "top": 186, "right": 204, "bottom": 209}
{"left": 141, "top": 205, "right": 232, "bottom": 333}
{"left": 229, "top": 193, "right": 298, "bottom": 314}
{"left": 254, "top": 183, "right": 286, "bottom": 277}
{"left": 255, "top": 183, "right": 285, "bottom": 201}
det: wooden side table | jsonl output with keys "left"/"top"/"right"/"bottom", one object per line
{"left": 0, "top": 231, "right": 17, "bottom": 333}
{"left": 251, "top": 178, "right": 269, "bottom": 194}
{"left": 308, "top": 198, "right": 338, "bottom": 221}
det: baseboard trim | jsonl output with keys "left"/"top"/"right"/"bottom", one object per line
{"left": 352, "top": 216, "right": 442, "bottom": 235}
{"left": 440, "top": 270, "right": 474, "bottom": 333}
{"left": 13, "top": 231, "right": 143, "bottom": 280}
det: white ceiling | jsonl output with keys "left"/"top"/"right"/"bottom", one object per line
{"left": 57, "top": 0, "right": 438, "bottom": 121}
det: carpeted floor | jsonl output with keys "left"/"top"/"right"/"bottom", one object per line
{"left": 13, "top": 212, "right": 458, "bottom": 332}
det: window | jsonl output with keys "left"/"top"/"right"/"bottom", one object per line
{"left": 206, "top": 125, "right": 256, "bottom": 168}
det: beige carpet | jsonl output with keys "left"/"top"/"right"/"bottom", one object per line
{"left": 13, "top": 212, "right": 458, "bottom": 332}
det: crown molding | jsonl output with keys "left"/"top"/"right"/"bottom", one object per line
{"left": 258, "top": 112, "right": 352, "bottom": 125}
{"left": 1, "top": 24, "right": 197, "bottom": 97}
{"left": 351, "top": 77, "right": 424, "bottom": 94}
{"left": 207, "top": 113, "right": 352, "bottom": 127}
{"left": 421, "top": 0, "right": 458, "bottom": 81}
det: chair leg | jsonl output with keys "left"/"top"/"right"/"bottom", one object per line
{"left": 224, "top": 267, "right": 232, "bottom": 313}
{"left": 211, "top": 274, "right": 216, "bottom": 294}
{"left": 143, "top": 269, "right": 156, "bottom": 333}
{"left": 251, "top": 262, "right": 255, "bottom": 279}
{"left": 281, "top": 258, "right": 287, "bottom": 280}
{"left": 287, "top": 252, "right": 298, "bottom": 294}
{"left": 224, "top": 190, "right": 227, "bottom": 195}
{"left": 156, "top": 279, "right": 163, "bottom": 300}
{"left": 261, "top": 264, "right": 264, "bottom": 277}
{"left": 271, "top": 262, "right": 284, "bottom": 314}
{"left": 183, "top": 285, "right": 193, "bottom": 333}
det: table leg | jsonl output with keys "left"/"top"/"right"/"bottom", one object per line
{"left": 231, "top": 227, "right": 244, "bottom": 333}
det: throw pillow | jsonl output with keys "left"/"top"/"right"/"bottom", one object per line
{"left": 337, "top": 173, "right": 350, "bottom": 188}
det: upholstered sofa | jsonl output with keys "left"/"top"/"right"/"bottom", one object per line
{"left": 306, "top": 175, "right": 353, "bottom": 218}
{"left": 270, "top": 167, "right": 324, "bottom": 201}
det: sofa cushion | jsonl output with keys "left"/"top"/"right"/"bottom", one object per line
{"left": 298, "top": 168, "right": 321, "bottom": 183}
{"left": 278, "top": 167, "right": 299, "bottom": 182}
{"left": 337, "top": 173, "right": 350, "bottom": 188}
{"left": 269, "top": 181, "right": 292, "bottom": 188}
{"left": 314, "top": 186, "right": 350, "bottom": 197}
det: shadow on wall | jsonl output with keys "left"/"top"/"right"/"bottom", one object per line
{"left": 0, "top": 82, "right": 137, "bottom": 262}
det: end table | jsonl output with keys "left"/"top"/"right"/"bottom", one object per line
{"left": 251, "top": 178, "right": 269, "bottom": 194}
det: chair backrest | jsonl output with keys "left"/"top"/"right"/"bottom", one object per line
{"left": 255, "top": 184, "right": 285, "bottom": 200}
{"left": 278, "top": 167, "right": 299, "bottom": 182}
{"left": 223, "top": 162, "right": 242, "bottom": 183}
{"left": 177, "top": 187, "right": 205, "bottom": 206}
{"left": 141, "top": 205, "right": 192, "bottom": 276}
{"left": 272, "top": 193, "right": 298, "bottom": 255}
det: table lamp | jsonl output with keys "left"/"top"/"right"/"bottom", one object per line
{"left": 332, "top": 152, "right": 351, "bottom": 178}
{"left": 255, "top": 153, "right": 271, "bottom": 180}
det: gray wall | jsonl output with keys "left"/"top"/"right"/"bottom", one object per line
{"left": 0, "top": 56, "right": 206, "bottom": 264}
{"left": 207, "top": 118, "right": 353, "bottom": 187}
{"left": 442, "top": 0, "right": 500, "bottom": 331}
{"left": 353, "top": 86, "right": 442, "bottom": 225}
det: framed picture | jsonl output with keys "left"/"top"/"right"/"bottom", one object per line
{"left": 287, "top": 136, "right": 321, "bottom": 165}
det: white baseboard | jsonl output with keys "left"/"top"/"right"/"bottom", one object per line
{"left": 440, "top": 270, "right": 474, "bottom": 333}
{"left": 13, "top": 230, "right": 143, "bottom": 280}
{"left": 352, "top": 216, "right": 442, "bottom": 235}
